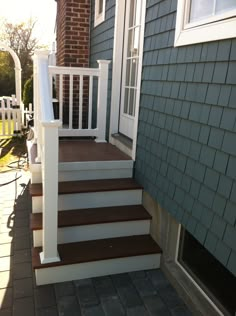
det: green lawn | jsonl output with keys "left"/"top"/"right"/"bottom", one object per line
{"left": 0, "top": 120, "right": 27, "bottom": 171}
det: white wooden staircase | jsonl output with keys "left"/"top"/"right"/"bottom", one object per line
{"left": 29, "top": 51, "right": 161, "bottom": 285}
{"left": 29, "top": 140, "right": 162, "bottom": 285}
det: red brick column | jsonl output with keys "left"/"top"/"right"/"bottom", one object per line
{"left": 56, "top": 0, "right": 90, "bottom": 67}
{"left": 55, "top": 0, "right": 90, "bottom": 127}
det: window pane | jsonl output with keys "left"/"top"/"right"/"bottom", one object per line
{"left": 129, "top": 88, "right": 136, "bottom": 116}
{"left": 130, "top": 58, "right": 137, "bottom": 87}
{"left": 124, "top": 88, "right": 129, "bottom": 114}
{"left": 127, "top": 29, "right": 133, "bottom": 58}
{"left": 98, "top": 0, "right": 103, "bottom": 14}
{"left": 132, "top": 26, "right": 140, "bottom": 57}
{"left": 216, "top": 0, "right": 236, "bottom": 14}
{"left": 134, "top": 0, "right": 142, "bottom": 25}
{"left": 129, "top": 0, "right": 135, "bottom": 27}
{"left": 125, "top": 59, "right": 131, "bottom": 86}
{"left": 189, "top": 0, "right": 214, "bottom": 22}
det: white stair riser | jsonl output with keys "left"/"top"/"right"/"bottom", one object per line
{"left": 33, "top": 220, "right": 150, "bottom": 246}
{"left": 32, "top": 189, "right": 142, "bottom": 213}
{"left": 30, "top": 161, "right": 133, "bottom": 184}
{"left": 31, "top": 168, "right": 133, "bottom": 183}
{"left": 35, "top": 254, "right": 161, "bottom": 285}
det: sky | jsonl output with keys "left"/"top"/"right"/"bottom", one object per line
{"left": 0, "top": 0, "right": 57, "bottom": 49}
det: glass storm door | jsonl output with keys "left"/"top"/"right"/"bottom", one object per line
{"left": 119, "top": 0, "right": 143, "bottom": 139}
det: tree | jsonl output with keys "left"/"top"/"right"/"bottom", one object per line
{"left": 0, "top": 51, "right": 15, "bottom": 96}
{"left": 0, "top": 19, "right": 39, "bottom": 95}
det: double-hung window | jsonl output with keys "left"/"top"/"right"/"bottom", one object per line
{"left": 175, "top": 0, "right": 236, "bottom": 46}
{"left": 94, "top": 0, "right": 105, "bottom": 27}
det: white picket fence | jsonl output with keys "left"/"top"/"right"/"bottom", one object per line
{"left": 0, "top": 95, "right": 33, "bottom": 137}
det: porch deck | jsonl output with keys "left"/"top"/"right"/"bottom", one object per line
{"left": 29, "top": 139, "right": 131, "bottom": 164}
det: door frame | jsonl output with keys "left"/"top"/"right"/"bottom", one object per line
{"left": 109, "top": 0, "right": 146, "bottom": 160}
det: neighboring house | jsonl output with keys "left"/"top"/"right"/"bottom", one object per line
{"left": 30, "top": 0, "right": 236, "bottom": 315}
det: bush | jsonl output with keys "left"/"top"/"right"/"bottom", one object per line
{"left": 23, "top": 76, "right": 33, "bottom": 107}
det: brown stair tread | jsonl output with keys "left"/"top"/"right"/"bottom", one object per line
{"left": 30, "top": 205, "right": 152, "bottom": 230}
{"left": 32, "top": 235, "right": 162, "bottom": 269}
{"left": 30, "top": 178, "right": 142, "bottom": 197}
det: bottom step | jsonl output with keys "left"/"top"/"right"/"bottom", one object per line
{"left": 32, "top": 235, "right": 162, "bottom": 285}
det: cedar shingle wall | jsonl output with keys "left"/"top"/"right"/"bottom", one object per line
{"left": 90, "top": 0, "right": 115, "bottom": 137}
{"left": 135, "top": 0, "right": 236, "bottom": 276}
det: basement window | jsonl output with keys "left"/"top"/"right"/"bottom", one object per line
{"left": 178, "top": 228, "right": 236, "bottom": 316}
{"left": 94, "top": 0, "right": 105, "bottom": 27}
{"left": 175, "top": 0, "right": 236, "bottom": 46}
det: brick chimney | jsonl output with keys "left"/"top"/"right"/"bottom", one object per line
{"left": 56, "top": 0, "right": 90, "bottom": 67}
{"left": 55, "top": 0, "right": 90, "bottom": 127}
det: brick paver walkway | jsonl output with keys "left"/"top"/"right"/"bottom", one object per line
{"left": 0, "top": 169, "right": 192, "bottom": 316}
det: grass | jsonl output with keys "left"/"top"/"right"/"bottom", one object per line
{"left": 0, "top": 121, "right": 28, "bottom": 172}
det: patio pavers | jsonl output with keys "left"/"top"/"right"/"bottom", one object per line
{"left": 0, "top": 170, "right": 192, "bottom": 316}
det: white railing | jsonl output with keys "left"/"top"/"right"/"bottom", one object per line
{"left": 0, "top": 95, "right": 34, "bottom": 137}
{"left": 48, "top": 59, "right": 110, "bottom": 142}
{"left": 33, "top": 50, "right": 61, "bottom": 264}
{"left": 33, "top": 50, "right": 110, "bottom": 265}
{"left": 0, "top": 96, "right": 21, "bottom": 136}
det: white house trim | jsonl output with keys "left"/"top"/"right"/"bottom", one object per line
{"left": 109, "top": 0, "right": 147, "bottom": 160}
{"left": 94, "top": 0, "right": 106, "bottom": 27}
{"left": 175, "top": 0, "right": 236, "bottom": 47}
{"left": 175, "top": 225, "right": 225, "bottom": 316}
{"left": 109, "top": 0, "right": 126, "bottom": 139}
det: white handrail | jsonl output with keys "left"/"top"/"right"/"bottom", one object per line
{"left": 32, "top": 50, "right": 110, "bottom": 265}
{"left": 48, "top": 60, "right": 110, "bottom": 142}
{"left": 33, "top": 50, "right": 61, "bottom": 265}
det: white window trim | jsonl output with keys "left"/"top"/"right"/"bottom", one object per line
{"left": 94, "top": 0, "right": 106, "bottom": 27}
{"left": 109, "top": 0, "right": 146, "bottom": 160}
{"left": 175, "top": 225, "right": 225, "bottom": 316}
{"left": 175, "top": 0, "right": 236, "bottom": 47}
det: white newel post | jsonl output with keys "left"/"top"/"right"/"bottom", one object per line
{"left": 33, "top": 50, "right": 50, "bottom": 162}
{"left": 40, "top": 121, "right": 61, "bottom": 264}
{"left": 33, "top": 53, "right": 39, "bottom": 142}
{"left": 95, "top": 60, "right": 111, "bottom": 143}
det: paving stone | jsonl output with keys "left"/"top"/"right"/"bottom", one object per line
{"left": 132, "top": 277, "right": 157, "bottom": 297}
{"left": 13, "top": 235, "right": 30, "bottom": 251}
{"left": 159, "top": 284, "right": 187, "bottom": 309}
{"left": 0, "top": 234, "right": 13, "bottom": 245}
{"left": 0, "top": 257, "right": 12, "bottom": 272}
{"left": 75, "top": 278, "right": 99, "bottom": 307}
{"left": 147, "top": 269, "right": 170, "bottom": 290}
{"left": 128, "top": 271, "right": 147, "bottom": 280}
{"left": 13, "top": 278, "right": 33, "bottom": 299}
{"left": 111, "top": 273, "right": 132, "bottom": 288}
{"left": 54, "top": 282, "right": 75, "bottom": 299}
{"left": 0, "top": 309, "right": 12, "bottom": 316}
{"left": 0, "top": 244, "right": 12, "bottom": 258}
{"left": 13, "top": 297, "right": 34, "bottom": 316}
{"left": 81, "top": 304, "right": 105, "bottom": 316}
{"left": 0, "top": 288, "right": 13, "bottom": 309}
{"left": 93, "top": 276, "right": 117, "bottom": 299}
{"left": 13, "top": 227, "right": 30, "bottom": 238}
{"left": 36, "top": 306, "right": 58, "bottom": 316}
{"left": 13, "top": 262, "right": 32, "bottom": 279}
{"left": 127, "top": 305, "right": 149, "bottom": 316}
{"left": 57, "top": 296, "right": 81, "bottom": 316}
{"left": 115, "top": 284, "right": 143, "bottom": 308}
{"left": 13, "top": 249, "right": 31, "bottom": 264}
{"left": 170, "top": 305, "right": 192, "bottom": 316}
{"left": 143, "top": 295, "right": 171, "bottom": 316}
{"left": 0, "top": 271, "right": 12, "bottom": 289}
{"left": 101, "top": 296, "right": 125, "bottom": 316}
{"left": 35, "top": 284, "right": 56, "bottom": 309}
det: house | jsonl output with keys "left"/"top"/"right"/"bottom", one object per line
{"left": 29, "top": 1, "right": 236, "bottom": 315}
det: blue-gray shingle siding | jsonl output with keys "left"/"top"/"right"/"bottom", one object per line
{"left": 135, "top": 0, "right": 236, "bottom": 277}
{"left": 90, "top": 0, "right": 115, "bottom": 137}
